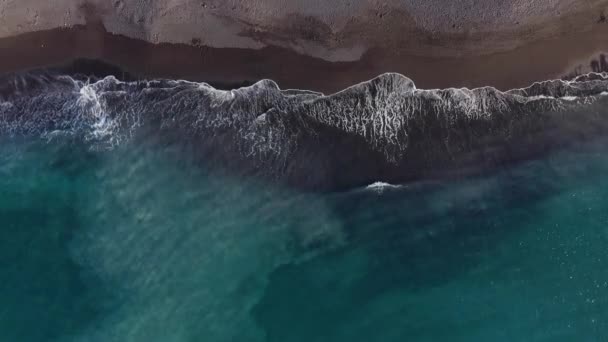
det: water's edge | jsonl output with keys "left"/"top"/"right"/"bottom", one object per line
{"left": 2, "top": 62, "right": 608, "bottom": 190}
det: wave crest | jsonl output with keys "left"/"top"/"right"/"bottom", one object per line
{"left": 2, "top": 70, "right": 608, "bottom": 189}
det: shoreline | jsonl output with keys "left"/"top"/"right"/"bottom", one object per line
{"left": 1, "top": 22, "right": 608, "bottom": 93}
{"left": 3, "top": 69, "right": 608, "bottom": 191}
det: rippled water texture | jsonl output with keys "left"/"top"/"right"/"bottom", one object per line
{"left": 2, "top": 70, "right": 608, "bottom": 341}
{"left": 2, "top": 135, "right": 608, "bottom": 341}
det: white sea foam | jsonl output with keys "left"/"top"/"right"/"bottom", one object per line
{"left": 3, "top": 71, "right": 608, "bottom": 182}
{"left": 365, "top": 181, "right": 406, "bottom": 193}
{"left": 561, "top": 96, "right": 579, "bottom": 101}
{"left": 77, "top": 83, "right": 120, "bottom": 146}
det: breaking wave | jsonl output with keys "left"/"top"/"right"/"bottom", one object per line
{"left": 2, "top": 69, "right": 608, "bottom": 190}
{"left": 363, "top": 182, "right": 406, "bottom": 194}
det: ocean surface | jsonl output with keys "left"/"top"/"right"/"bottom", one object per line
{"left": 2, "top": 70, "right": 608, "bottom": 341}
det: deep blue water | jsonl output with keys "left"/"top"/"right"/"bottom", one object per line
{"left": 2, "top": 135, "right": 608, "bottom": 341}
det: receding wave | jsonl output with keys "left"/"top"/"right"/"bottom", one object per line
{"left": 2, "top": 69, "right": 608, "bottom": 190}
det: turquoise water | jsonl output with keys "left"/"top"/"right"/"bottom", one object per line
{"left": 2, "top": 135, "right": 608, "bottom": 341}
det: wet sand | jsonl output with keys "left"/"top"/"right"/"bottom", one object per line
{"left": 1, "top": 21, "right": 608, "bottom": 93}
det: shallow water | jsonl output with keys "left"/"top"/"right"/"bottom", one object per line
{"left": 3, "top": 69, "right": 608, "bottom": 341}
{"left": 2, "top": 134, "right": 608, "bottom": 341}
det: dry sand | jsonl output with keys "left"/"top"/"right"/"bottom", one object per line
{"left": 0, "top": 0, "right": 608, "bottom": 91}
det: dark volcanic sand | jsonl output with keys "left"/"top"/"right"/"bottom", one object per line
{"left": 1, "top": 22, "right": 608, "bottom": 93}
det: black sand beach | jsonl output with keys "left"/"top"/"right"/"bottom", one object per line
{"left": 1, "top": 18, "right": 607, "bottom": 93}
